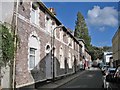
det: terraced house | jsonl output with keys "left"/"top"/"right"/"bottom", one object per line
{"left": 0, "top": 0, "right": 92, "bottom": 89}
{"left": 112, "top": 26, "right": 120, "bottom": 67}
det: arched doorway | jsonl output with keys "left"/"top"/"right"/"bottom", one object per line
{"left": 45, "top": 44, "right": 52, "bottom": 79}
{"left": 74, "top": 56, "right": 77, "bottom": 73}
{"left": 64, "top": 57, "right": 68, "bottom": 74}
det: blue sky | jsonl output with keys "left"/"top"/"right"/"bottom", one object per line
{"left": 44, "top": 2, "right": 119, "bottom": 47}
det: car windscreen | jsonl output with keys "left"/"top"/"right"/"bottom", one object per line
{"left": 109, "top": 70, "right": 116, "bottom": 74}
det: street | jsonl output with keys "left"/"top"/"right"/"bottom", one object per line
{"left": 1, "top": 1, "right": 119, "bottom": 89}
{"left": 58, "top": 68, "right": 103, "bottom": 88}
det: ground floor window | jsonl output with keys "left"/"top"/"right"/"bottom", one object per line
{"left": 29, "top": 48, "right": 36, "bottom": 69}
{"left": 28, "top": 32, "right": 40, "bottom": 70}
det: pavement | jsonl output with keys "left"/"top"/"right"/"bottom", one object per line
{"left": 37, "top": 70, "right": 87, "bottom": 89}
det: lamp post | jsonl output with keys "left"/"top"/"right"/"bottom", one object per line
{"left": 52, "top": 25, "right": 63, "bottom": 81}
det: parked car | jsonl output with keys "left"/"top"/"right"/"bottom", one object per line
{"left": 101, "top": 65, "right": 109, "bottom": 75}
{"left": 103, "top": 65, "right": 120, "bottom": 89}
{"left": 105, "top": 68, "right": 116, "bottom": 76}
{"left": 99, "top": 62, "right": 104, "bottom": 69}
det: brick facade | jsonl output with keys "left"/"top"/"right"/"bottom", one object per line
{"left": 11, "top": 1, "right": 89, "bottom": 88}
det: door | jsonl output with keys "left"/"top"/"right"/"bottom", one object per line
{"left": 65, "top": 58, "right": 67, "bottom": 74}
{"left": 74, "top": 58, "right": 77, "bottom": 73}
{"left": 46, "top": 52, "right": 52, "bottom": 79}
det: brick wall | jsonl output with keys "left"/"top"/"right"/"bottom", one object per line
{"left": 15, "top": 1, "right": 82, "bottom": 88}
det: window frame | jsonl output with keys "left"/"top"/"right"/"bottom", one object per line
{"left": 28, "top": 32, "right": 40, "bottom": 71}
{"left": 60, "top": 29, "right": 63, "bottom": 41}
{"left": 29, "top": 48, "right": 37, "bottom": 70}
{"left": 30, "top": 2, "right": 40, "bottom": 25}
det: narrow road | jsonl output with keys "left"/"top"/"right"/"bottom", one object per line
{"left": 58, "top": 68, "right": 103, "bottom": 88}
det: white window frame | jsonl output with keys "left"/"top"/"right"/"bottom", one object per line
{"left": 45, "top": 14, "right": 49, "bottom": 33}
{"left": 59, "top": 46, "right": 64, "bottom": 68}
{"left": 30, "top": 2, "right": 39, "bottom": 26}
{"left": 52, "top": 22, "right": 56, "bottom": 37}
{"left": 45, "top": 14, "right": 52, "bottom": 34}
{"left": 68, "top": 53, "right": 72, "bottom": 69}
{"left": 60, "top": 29, "right": 63, "bottom": 41}
{"left": 28, "top": 31, "right": 40, "bottom": 71}
{"left": 30, "top": 8, "right": 35, "bottom": 24}
{"left": 48, "top": 18, "right": 51, "bottom": 33}
{"left": 29, "top": 48, "right": 36, "bottom": 70}
{"left": 72, "top": 40, "right": 74, "bottom": 49}
{"left": 68, "top": 36, "right": 72, "bottom": 47}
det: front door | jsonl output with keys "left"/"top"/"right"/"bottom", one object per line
{"left": 74, "top": 58, "right": 77, "bottom": 73}
{"left": 65, "top": 58, "right": 67, "bottom": 74}
{"left": 46, "top": 52, "right": 52, "bottom": 79}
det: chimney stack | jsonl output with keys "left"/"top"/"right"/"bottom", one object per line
{"left": 48, "top": 8, "right": 56, "bottom": 15}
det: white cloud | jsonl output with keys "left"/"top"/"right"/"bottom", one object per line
{"left": 96, "top": 41, "right": 109, "bottom": 47}
{"left": 86, "top": 6, "right": 118, "bottom": 27}
{"left": 99, "top": 27, "right": 105, "bottom": 32}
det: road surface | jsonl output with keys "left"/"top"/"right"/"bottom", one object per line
{"left": 58, "top": 68, "right": 103, "bottom": 88}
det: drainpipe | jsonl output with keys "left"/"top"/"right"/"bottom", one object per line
{"left": 12, "top": 0, "right": 18, "bottom": 89}
{"left": 52, "top": 25, "right": 63, "bottom": 81}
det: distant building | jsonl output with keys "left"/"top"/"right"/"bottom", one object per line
{"left": 84, "top": 48, "right": 91, "bottom": 69}
{"left": 78, "top": 39, "right": 91, "bottom": 69}
{"left": 103, "top": 52, "right": 113, "bottom": 65}
{"left": 112, "top": 26, "right": 120, "bottom": 67}
{"left": 78, "top": 39, "right": 85, "bottom": 69}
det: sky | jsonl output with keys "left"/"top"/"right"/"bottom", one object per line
{"left": 44, "top": 1, "right": 119, "bottom": 47}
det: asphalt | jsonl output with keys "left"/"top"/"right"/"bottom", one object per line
{"left": 36, "top": 67, "right": 101, "bottom": 89}
{"left": 37, "top": 68, "right": 101, "bottom": 90}
{"left": 37, "top": 70, "right": 86, "bottom": 89}
{"left": 59, "top": 68, "right": 103, "bottom": 88}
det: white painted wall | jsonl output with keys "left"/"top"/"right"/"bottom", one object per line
{"left": 1, "top": 65, "right": 10, "bottom": 88}
{"left": 104, "top": 52, "right": 113, "bottom": 63}
{"left": 0, "top": 2, "right": 14, "bottom": 24}
{"left": 106, "top": 55, "right": 112, "bottom": 63}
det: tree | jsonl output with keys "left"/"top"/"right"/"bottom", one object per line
{"left": 0, "top": 23, "right": 14, "bottom": 66}
{"left": 90, "top": 46, "right": 112, "bottom": 60}
{"left": 74, "top": 11, "right": 91, "bottom": 47}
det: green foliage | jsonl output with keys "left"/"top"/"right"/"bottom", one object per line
{"left": 0, "top": 23, "right": 14, "bottom": 66}
{"left": 74, "top": 12, "right": 112, "bottom": 60}
{"left": 90, "top": 46, "right": 112, "bottom": 60}
{"left": 74, "top": 11, "right": 91, "bottom": 46}
{"left": 102, "top": 46, "right": 112, "bottom": 52}
{"left": 0, "top": 24, "right": 2, "bottom": 65}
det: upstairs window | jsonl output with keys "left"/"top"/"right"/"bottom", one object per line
{"left": 68, "top": 37, "right": 70, "bottom": 45}
{"left": 45, "top": 14, "right": 52, "bottom": 33}
{"left": 51, "top": 21, "right": 56, "bottom": 35}
{"left": 30, "top": 2, "right": 39, "bottom": 25}
{"left": 60, "top": 29, "right": 63, "bottom": 41}
{"left": 31, "top": 8, "right": 36, "bottom": 23}
{"left": 68, "top": 36, "right": 72, "bottom": 47}
{"left": 72, "top": 40, "right": 74, "bottom": 48}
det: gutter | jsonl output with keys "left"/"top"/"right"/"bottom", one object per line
{"left": 12, "top": 0, "right": 18, "bottom": 89}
